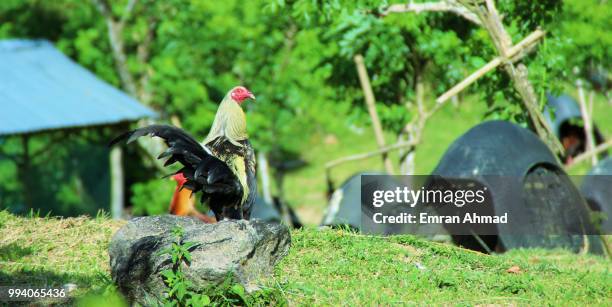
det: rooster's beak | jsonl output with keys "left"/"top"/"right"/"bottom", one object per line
{"left": 248, "top": 92, "right": 256, "bottom": 100}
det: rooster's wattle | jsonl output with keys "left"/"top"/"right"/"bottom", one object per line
{"left": 111, "top": 86, "right": 257, "bottom": 221}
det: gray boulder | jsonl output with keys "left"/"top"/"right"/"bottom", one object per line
{"left": 109, "top": 215, "right": 290, "bottom": 304}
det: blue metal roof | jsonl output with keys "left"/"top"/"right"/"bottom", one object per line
{"left": 0, "top": 39, "right": 157, "bottom": 136}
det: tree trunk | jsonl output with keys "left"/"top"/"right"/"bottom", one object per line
{"left": 91, "top": 0, "right": 166, "bottom": 173}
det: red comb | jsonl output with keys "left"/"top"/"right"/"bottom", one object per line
{"left": 172, "top": 173, "right": 188, "bottom": 186}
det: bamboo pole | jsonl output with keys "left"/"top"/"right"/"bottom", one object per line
{"left": 382, "top": 0, "right": 481, "bottom": 25}
{"left": 325, "top": 140, "right": 417, "bottom": 170}
{"left": 459, "top": 0, "right": 564, "bottom": 156}
{"left": 325, "top": 76, "right": 454, "bottom": 177}
{"left": 566, "top": 140, "right": 612, "bottom": 170}
{"left": 354, "top": 54, "right": 395, "bottom": 174}
{"left": 576, "top": 79, "right": 598, "bottom": 165}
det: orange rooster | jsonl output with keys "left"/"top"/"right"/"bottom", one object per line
{"left": 169, "top": 173, "right": 216, "bottom": 223}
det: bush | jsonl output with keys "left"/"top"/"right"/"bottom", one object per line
{"left": 131, "top": 178, "right": 175, "bottom": 216}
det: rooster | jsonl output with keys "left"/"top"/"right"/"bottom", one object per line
{"left": 111, "top": 86, "right": 257, "bottom": 221}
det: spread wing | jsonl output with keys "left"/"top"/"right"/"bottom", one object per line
{"left": 110, "top": 125, "right": 243, "bottom": 200}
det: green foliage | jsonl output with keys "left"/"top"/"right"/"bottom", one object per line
{"left": 0, "top": 157, "right": 19, "bottom": 210}
{"left": 0, "top": 0, "right": 343, "bottom": 214}
{"left": 276, "top": 0, "right": 604, "bottom": 127}
{"left": 130, "top": 178, "right": 175, "bottom": 216}
{"left": 553, "top": 0, "right": 611, "bottom": 84}
{"left": 313, "top": 0, "right": 479, "bottom": 132}
{"left": 195, "top": 275, "right": 285, "bottom": 307}
{"left": 0, "top": 0, "right": 609, "bottom": 217}
{"left": 76, "top": 280, "right": 128, "bottom": 307}
{"left": 275, "top": 0, "right": 552, "bottom": 129}
{"left": 468, "top": 0, "right": 564, "bottom": 122}
{"left": 158, "top": 226, "right": 204, "bottom": 306}
{"left": 0, "top": 129, "right": 113, "bottom": 216}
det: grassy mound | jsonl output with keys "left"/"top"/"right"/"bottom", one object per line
{"left": 279, "top": 229, "right": 610, "bottom": 305}
{"left": 0, "top": 211, "right": 610, "bottom": 305}
{"left": 0, "top": 211, "right": 124, "bottom": 298}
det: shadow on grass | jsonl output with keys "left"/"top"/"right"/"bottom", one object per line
{"left": 0, "top": 268, "right": 112, "bottom": 306}
{"left": 0, "top": 241, "right": 110, "bottom": 286}
{"left": 0, "top": 243, "right": 74, "bottom": 287}
{"left": 0, "top": 243, "right": 35, "bottom": 262}
{"left": 0, "top": 267, "right": 107, "bottom": 288}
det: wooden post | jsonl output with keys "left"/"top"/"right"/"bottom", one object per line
{"left": 110, "top": 146, "right": 124, "bottom": 220}
{"left": 398, "top": 132, "right": 416, "bottom": 175}
{"left": 399, "top": 78, "right": 424, "bottom": 175}
{"left": 257, "top": 151, "right": 273, "bottom": 205}
{"left": 566, "top": 140, "right": 612, "bottom": 169}
{"left": 273, "top": 170, "right": 293, "bottom": 228}
{"left": 18, "top": 135, "right": 34, "bottom": 211}
{"left": 576, "top": 79, "right": 598, "bottom": 165}
{"left": 354, "top": 54, "right": 395, "bottom": 174}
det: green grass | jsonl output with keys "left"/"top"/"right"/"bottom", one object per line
{"left": 278, "top": 228, "right": 611, "bottom": 305}
{"left": 0, "top": 211, "right": 125, "bottom": 303}
{"left": 1, "top": 211, "right": 610, "bottom": 305}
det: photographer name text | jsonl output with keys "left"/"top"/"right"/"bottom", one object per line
{"left": 372, "top": 212, "right": 508, "bottom": 224}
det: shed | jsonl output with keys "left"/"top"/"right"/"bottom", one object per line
{"left": 0, "top": 39, "right": 156, "bottom": 218}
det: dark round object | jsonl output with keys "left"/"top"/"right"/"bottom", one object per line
{"left": 251, "top": 196, "right": 302, "bottom": 228}
{"left": 431, "top": 120, "right": 603, "bottom": 254}
{"left": 544, "top": 94, "right": 582, "bottom": 138}
{"left": 544, "top": 94, "right": 607, "bottom": 160}
{"left": 321, "top": 172, "right": 389, "bottom": 230}
{"left": 322, "top": 172, "right": 448, "bottom": 237}
{"left": 581, "top": 157, "right": 612, "bottom": 233}
{"left": 251, "top": 196, "right": 281, "bottom": 222}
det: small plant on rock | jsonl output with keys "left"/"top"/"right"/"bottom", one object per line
{"left": 157, "top": 226, "right": 285, "bottom": 306}
{"left": 158, "top": 226, "right": 209, "bottom": 306}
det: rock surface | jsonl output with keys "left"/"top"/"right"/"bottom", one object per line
{"left": 109, "top": 215, "right": 290, "bottom": 304}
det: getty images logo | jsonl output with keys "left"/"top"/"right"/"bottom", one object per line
{"left": 371, "top": 186, "right": 488, "bottom": 208}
